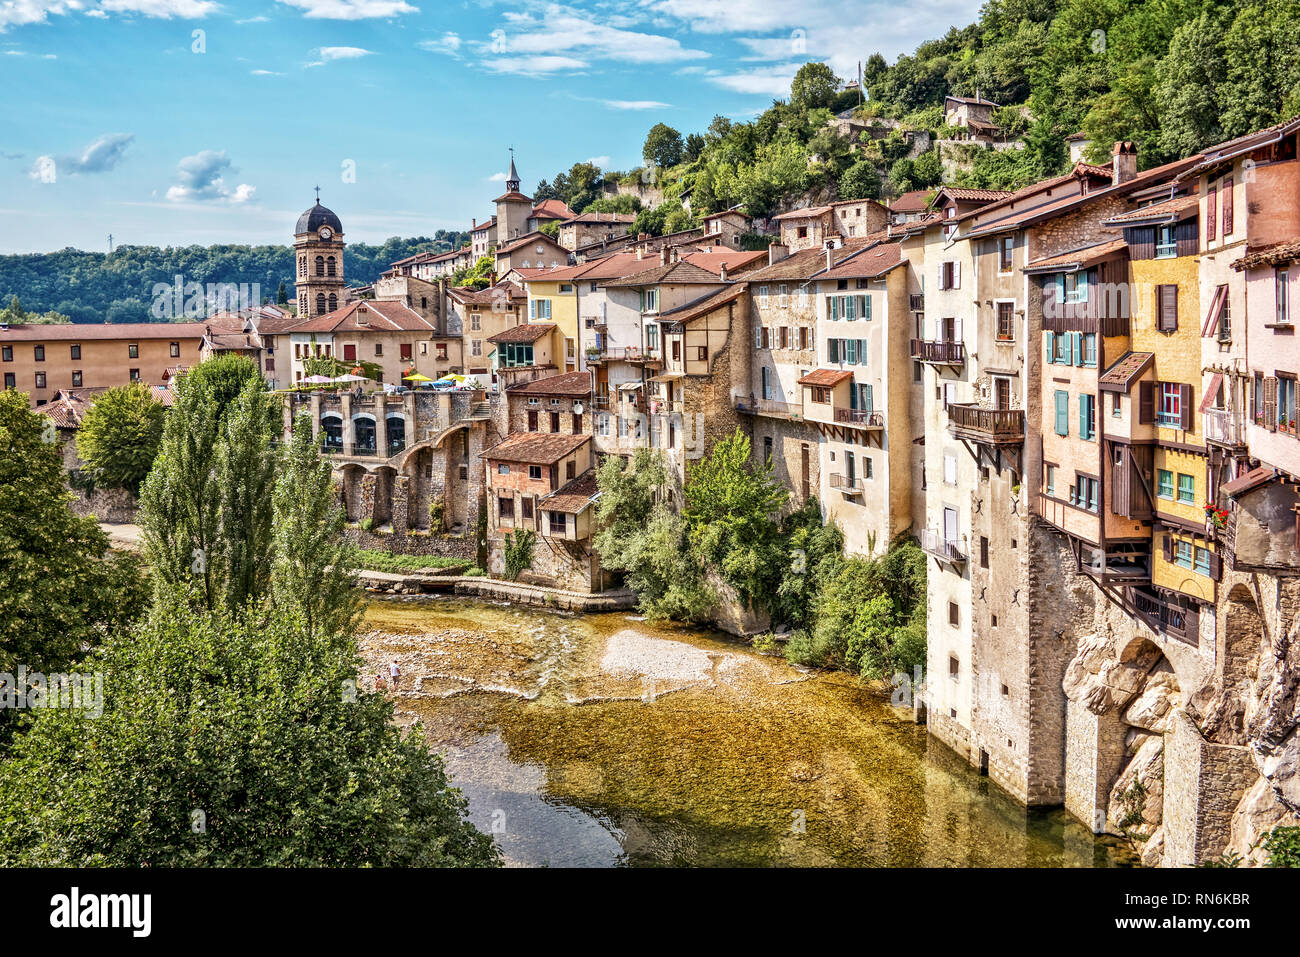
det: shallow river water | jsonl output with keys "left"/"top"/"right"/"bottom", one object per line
{"left": 362, "top": 597, "right": 1135, "bottom": 868}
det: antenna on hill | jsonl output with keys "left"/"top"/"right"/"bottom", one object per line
{"left": 107, "top": 234, "right": 114, "bottom": 254}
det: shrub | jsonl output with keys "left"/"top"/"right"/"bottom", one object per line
{"left": 503, "top": 529, "right": 536, "bottom": 581}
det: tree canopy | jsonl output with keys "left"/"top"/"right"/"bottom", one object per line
{"left": 75, "top": 382, "right": 167, "bottom": 493}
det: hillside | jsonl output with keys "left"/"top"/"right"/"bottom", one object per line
{"left": 0, "top": 233, "right": 466, "bottom": 324}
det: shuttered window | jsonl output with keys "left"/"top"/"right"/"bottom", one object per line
{"left": 1157, "top": 285, "right": 1178, "bottom": 331}
{"left": 1206, "top": 186, "right": 1217, "bottom": 243}
{"left": 1054, "top": 390, "right": 1069, "bottom": 436}
{"left": 1079, "top": 393, "right": 1096, "bottom": 440}
{"left": 1222, "top": 177, "right": 1234, "bottom": 235}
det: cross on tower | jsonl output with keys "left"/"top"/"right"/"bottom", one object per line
{"left": 314, "top": 185, "right": 321, "bottom": 202}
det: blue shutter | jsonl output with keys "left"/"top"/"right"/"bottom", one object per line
{"left": 1079, "top": 394, "right": 1089, "bottom": 438}
{"left": 1062, "top": 333, "right": 1074, "bottom": 365}
{"left": 864, "top": 384, "right": 874, "bottom": 410}
{"left": 828, "top": 339, "right": 839, "bottom": 363}
{"left": 1055, "top": 391, "right": 1069, "bottom": 435}
{"left": 863, "top": 295, "right": 872, "bottom": 320}
{"left": 1046, "top": 331, "right": 1055, "bottom": 365}
{"left": 858, "top": 339, "right": 868, "bottom": 365}
{"left": 830, "top": 297, "right": 839, "bottom": 321}
{"left": 846, "top": 339, "right": 857, "bottom": 364}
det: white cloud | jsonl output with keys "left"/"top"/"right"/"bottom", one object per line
{"left": 275, "top": 0, "right": 415, "bottom": 20}
{"left": 97, "top": 0, "right": 220, "bottom": 17}
{"left": 165, "top": 149, "right": 255, "bottom": 203}
{"left": 471, "top": 3, "right": 708, "bottom": 73}
{"left": 236, "top": 14, "right": 268, "bottom": 22}
{"left": 250, "top": 68, "right": 283, "bottom": 75}
{"left": 29, "top": 132, "right": 134, "bottom": 179}
{"left": 585, "top": 155, "right": 611, "bottom": 168}
{"left": 707, "top": 62, "right": 801, "bottom": 96}
{"left": 418, "top": 31, "right": 460, "bottom": 57}
{"left": 0, "top": 0, "right": 83, "bottom": 31}
{"left": 487, "top": 171, "right": 509, "bottom": 182}
{"left": 478, "top": 54, "right": 587, "bottom": 77}
{"left": 306, "top": 45, "right": 373, "bottom": 67}
{"left": 600, "top": 99, "right": 670, "bottom": 111}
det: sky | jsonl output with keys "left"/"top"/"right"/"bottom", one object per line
{"left": 0, "top": 0, "right": 982, "bottom": 253}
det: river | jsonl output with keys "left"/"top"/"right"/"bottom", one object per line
{"left": 362, "top": 597, "right": 1135, "bottom": 868}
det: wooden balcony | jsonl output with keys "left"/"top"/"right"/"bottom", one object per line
{"left": 910, "top": 338, "right": 965, "bottom": 369}
{"left": 829, "top": 472, "right": 865, "bottom": 495}
{"left": 920, "top": 528, "right": 966, "bottom": 567}
{"left": 947, "top": 402, "right": 1024, "bottom": 477}
{"left": 834, "top": 408, "right": 885, "bottom": 429}
{"left": 1130, "top": 588, "right": 1198, "bottom": 646}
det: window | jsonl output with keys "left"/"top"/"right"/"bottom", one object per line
{"left": 996, "top": 302, "right": 1014, "bottom": 341}
{"left": 864, "top": 457, "right": 873, "bottom": 480}
{"left": 1157, "top": 469, "right": 1174, "bottom": 500}
{"left": 3, "top": 373, "right": 13, "bottom": 389}
{"left": 0, "top": 346, "right": 10, "bottom": 362}
{"left": 1112, "top": 392, "right": 1122, "bottom": 417}
{"left": 549, "top": 512, "right": 567, "bottom": 535}
{"left": 811, "top": 386, "right": 831, "bottom": 404}
{"left": 316, "top": 293, "right": 327, "bottom": 314}
{"left": 129, "top": 369, "right": 140, "bottom": 382}
{"left": 326, "top": 256, "right": 336, "bottom": 277}
{"left": 1079, "top": 393, "right": 1096, "bottom": 440}
{"left": 566, "top": 460, "right": 576, "bottom": 480}
{"left": 69, "top": 344, "right": 80, "bottom": 360}
{"left": 798, "top": 327, "right": 809, "bottom": 350}
{"left": 948, "top": 604, "right": 959, "bottom": 628}
{"left": 497, "top": 464, "right": 510, "bottom": 475}
{"left": 1046, "top": 465, "right": 1057, "bottom": 495}
{"left": 1277, "top": 270, "right": 1291, "bottom": 326}
{"left": 1173, "top": 539, "right": 1193, "bottom": 569}
{"left": 315, "top": 255, "right": 325, "bottom": 276}
{"left": 1080, "top": 333, "right": 1097, "bottom": 367}
{"left": 128, "top": 343, "right": 139, "bottom": 359}
{"left": 1177, "top": 472, "right": 1195, "bottom": 504}
{"left": 1054, "top": 390, "right": 1069, "bottom": 436}
{"left": 1206, "top": 186, "right": 1217, "bottom": 243}
{"left": 498, "top": 496, "right": 514, "bottom": 521}
{"left": 763, "top": 435, "right": 773, "bottom": 465}
{"left": 72, "top": 370, "right": 82, "bottom": 387}
{"left": 1048, "top": 331, "right": 1071, "bottom": 364}
{"left": 1222, "top": 177, "right": 1234, "bottom": 235}
{"left": 641, "top": 288, "right": 660, "bottom": 313}
{"left": 34, "top": 372, "right": 46, "bottom": 389}
{"left": 530, "top": 298, "right": 552, "bottom": 320}
{"left": 471, "top": 339, "right": 482, "bottom": 357}
{"left": 1194, "top": 546, "right": 1212, "bottom": 576}
{"left": 521, "top": 498, "right": 534, "bottom": 521}
{"left": 998, "top": 236, "right": 1014, "bottom": 272}
{"left": 1156, "top": 224, "right": 1177, "bottom": 258}
{"left": 1063, "top": 271, "right": 1088, "bottom": 304}
{"left": 943, "top": 452, "right": 958, "bottom": 486}
{"left": 1075, "top": 475, "right": 1099, "bottom": 512}
{"left": 471, "top": 313, "right": 481, "bottom": 331}
{"left": 528, "top": 465, "right": 543, "bottom": 480}
{"left": 779, "top": 327, "right": 789, "bottom": 350}
{"left": 1156, "top": 382, "right": 1183, "bottom": 427}
{"left": 1156, "top": 284, "right": 1179, "bottom": 331}
{"left": 980, "top": 536, "right": 989, "bottom": 568}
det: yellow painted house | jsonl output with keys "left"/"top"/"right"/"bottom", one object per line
{"left": 1105, "top": 196, "right": 1218, "bottom": 607}
{"left": 518, "top": 269, "right": 581, "bottom": 374}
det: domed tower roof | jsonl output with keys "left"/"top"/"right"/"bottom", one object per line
{"left": 295, "top": 198, "right": 343, "bottom": 235}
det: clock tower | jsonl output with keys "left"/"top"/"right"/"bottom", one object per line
{"left": 293, "top": 192, "right": 346, "bottom": 318}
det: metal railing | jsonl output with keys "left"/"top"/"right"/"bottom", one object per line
{"left": 735, "top": 396, "right": 802, "bottom": 418}
{"left": 1204, "top": 408, "right": 1246, "bottom": 447}
{"left": 834, "top": 408, "right": 885, "bottom": 427}
{"left": 920, "top": 528, "right": 966, "bottom": 563}
{"left": 829, "top": 472, "right": 864, "bottom": 492}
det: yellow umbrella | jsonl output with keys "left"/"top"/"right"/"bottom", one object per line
{"left": 403, "top": 372, "right": 434, "bottom": 382}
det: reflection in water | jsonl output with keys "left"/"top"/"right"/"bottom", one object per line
{"left": 363, "top": 597, "right": 1134, "bottom": 868}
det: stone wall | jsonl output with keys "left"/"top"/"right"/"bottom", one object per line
{"left": 70, "top": 486, "right": 138, "bottom": 524}
{"left": 343, "top": 526, "right": 479, "bottom": 559}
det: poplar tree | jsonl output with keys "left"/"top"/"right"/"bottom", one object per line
{"left": 215, "top": 381, "right": 278, "bottom": 612}
{"left": 269, "top": 413, "right": 360, "bottom": 642}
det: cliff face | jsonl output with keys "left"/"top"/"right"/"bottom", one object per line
{"left": 1059, "top": 569, "right": 1300, "bottom": 866}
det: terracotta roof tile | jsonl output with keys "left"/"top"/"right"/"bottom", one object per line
{"left": 656, "top": 284, "right": 746, "bottom": 324}
{"left": 0, "top": 322, "right": 210, "bottom": 342}
{"left": 600, "top": 260, "right": 725, "bottom": 288}
{"left": 798, "top": 368, "right": 853, "bottom": 387}
{"left": 1025, "top": 238, "right": 1129, "bottom": 273}
{"left": 1099, "top": 351, "right": 1154, "bottom": 393}
{"left": 485, "top": 431, "right": 590, "bottom": 465}
{"left": 1102, "top": 194, "right": 1199, "bottom": 226}
{"left": 542, "top": 471, "right": 600, "bottom": 514}
{"left": 817, "top": 241, "right": 905, "bottom": 280}
{"left": 1233, "top": 239, "right": 1300, "bottom": 270}
{"left": 488, "top": 322, "right": 555, "bottom": 344}
{"left": 286, "top": 300, "right": 434, "bottom": 334}
{"left": 507, "top": 371, "right": 592, "bottom": 396}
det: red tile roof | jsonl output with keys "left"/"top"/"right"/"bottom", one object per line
{"left": 286, "top": 300, "right": 434, "bottom": 334}
{"left": 488, "top": 322, "right": 555, "bottom": 344}
{"left": 772, "top": 205, "right": 833, "bottom": 221}
{"left": 1221, "top": 465, "right": 1278, "bottom": 498}
{"left": 0, "top": 321, "right": 211, "bottom": 342}
{"left": 1099, "top": 351, "right": 1154, "bottom": 393}
{"left": 1102, "top": 194, "right": 1199, "bottom": 226}
{"left": 485, "top": 431, "right": 590, "bottom": 465}
{"left": 798, "top": 369, "right": 853, "bottom": 387}
{"left": 507, "top": 371, "right": 592, "bottom": 397}
{"left": 656, "top": 283, "right": 747, "bottom": 324}
{"left": 543, "top": 471, "right": 600, "bottom": 514}
{"left": 530, "top": 199, "right": 576, "bottom": 220}
{"left": 496, "top": 231, "right": 569, "bottom": 256}
{"left": 493, "top": 190, "right": 533, "bottom": 204}
{"left": 817, "top": 241, "right": 905, "bottom": 280}
{"left": 1024, "top": 238, "right": 1129, "bottom": 273}
{"left": 1233, "top": 240, "right": 1300, "bottom": 270}
{"left": 890, "top": 190, "right": 936, "bottom": 213}
{"left": 600, "top": 260, "right": 725, "bottom": 288}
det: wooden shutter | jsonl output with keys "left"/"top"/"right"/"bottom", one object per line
{"left": 1208, "top": 551, "right": 1222, "bottom": 581}
{"left": 1138, "top": 381, "right": 1155, "bottom": 424}
{"left": 1055, "top": 391, "right": 1069, "bottom": 435}
{"left": 1179, "top": 383, "right": 1194, "bottom": 431}
{"left": 938, "top": 262, "right": 947, "bottom": 290}
{"left": 1223, "top": 177, "right": 1234, "bottom": 235}
{"left": 1046, "top": 330, "right": 1055, "bottom": 364}
{"left": 953, "top": 261, "right": 961, "bottom": 289}
{"left": 1264, "top": 376, "right": 1278, "bottom": 430}
{"left": 1158, "top": 285, "right": 1179, "bottom": 331}
{"left": 1206, "top": 187, "right": 1217, "bottom": 243}
{"left": 1162, "top": 533, "right": 1173, "bottom": 562}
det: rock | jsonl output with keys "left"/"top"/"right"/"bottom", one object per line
{"left": 1064, "top": 632, "right": 1161, "bottom": 715}
{"left": 1108, "top": 734, "right": 1164, "bottom": 838}
{"left": 1140, "top": 826, "right": 1165, "bottom": 868}
{"left": 1226, "top": 774, "right": 1300, "bottom": 866}
{"left": 1124, "top": 727, "right": 1156, "bottom": 758}
{"left": 1122, "top": 660, "right": 1180, "bottom": 733}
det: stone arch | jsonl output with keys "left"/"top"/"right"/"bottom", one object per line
{"left": 1222, "top": 584, "right": 1264, "bottom": 688}
{"left": 372, "top": 465, "right": 397, "bottom": 526}
{"left": 384, "top": 412, "right": 408, "bottom": 457}
{"left": 351, "top": 412, "right": 377, "bottom": 455}
{"left": 340, "top": 463, "right": 367, "bottom": 523}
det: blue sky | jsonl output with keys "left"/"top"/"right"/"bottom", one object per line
{"left": 0, "top": 0, "right": 981, "bottom": 253}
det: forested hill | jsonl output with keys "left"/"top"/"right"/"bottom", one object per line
{"left": 533, "top": 0, "right": 1300, "bottom": 232}
{"left": 0, "top": 234, "right": 465, "bottom": 324}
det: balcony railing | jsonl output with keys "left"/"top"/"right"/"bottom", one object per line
{"left": 1132, "top": 590, "right": 1195, "bottom": 644}
{"left": 947, "top": 403, "right": 1025, "bottom": 443}
{"left": 735, "top": 396, "right": 803, "bottom": 419}
{"left": 321, "top": 441, "right": 379, "bottom": 457}
{"left": 920, "top": 528, "right": 966, "bottom": 564}
{"left": 829, "top": 473, "right": 864, "bottom": 493}
{"left": 1205, "top": 409, "right": 1247, "bottom": 448}
{"left": 911, "top": 339, "right": 966, "bottom": 366}
{"left": 910, "top": 294, "right": 925, "bottom": 312}
{"left": 834, "top": 408, "right": 885, "bottom": 428}
{"left": 600, "top": 346, "right": 662, "bottom": 363}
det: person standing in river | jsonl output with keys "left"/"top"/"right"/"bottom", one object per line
{"left": 389, "top": 660, "right": 401, "bottom": 691}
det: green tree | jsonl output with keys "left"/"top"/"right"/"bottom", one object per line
{"left": 683, "top": 429, "right": 787, "bottom": 610}
{"left": 790, "top": 62, "right": 841, "bottom": 111}
{"left": 0, "top": 391, "right": 147, "bottom": 739}
{"left": 643, "top": 123, "right": 685, "bottom": 169}
{"left": 0, "top": 594, "right": 500, "bottom": 866}
{"left": 1154, "top": 11, "right": 1229, "bottom": 157}
{"left": 593, "top": 448, "right": 667, "bottom": 570}
{"left": 276, "top": 281, "right": 288, "bottom": 305}
{"left": 270, "top": 414, "right": 361, "bottom": 642}
{"left": 683, "top": 132, "right": 706, "bottom": 162}
{"left": 75, "top": 383, "right": 167, "bottom": 493}
{"left": 839, "top": 159, "right": 883, "bottom": 200}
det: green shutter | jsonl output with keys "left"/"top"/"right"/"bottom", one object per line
{"left": 1079, "top": 394, "right": 1089, "bottom": 438}
{"left": 1062, "top": 333, "right": 1074, "bottom": 365}
{"left": 1046, "top": 331, "right": 1056, "bottom": 365}
{"left": 1055, "top": 390, "right": 1069, "bottom": 435}
{"left": 863, "top": 295, "right": 872, "bottom": 320}
{"left": 830, "top": 297, "right": 839, "bottom": 320}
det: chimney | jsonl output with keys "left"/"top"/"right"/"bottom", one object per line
{"left": 637, "top": 245, "right": 646, "bottom": 261}
{"left": 670, "top": 246, "right": 680, "bottom": 264}
{"left": 768, "top": 242, "right": 789, "bottom": 266}
{"left": 1112, "top": 141, "right": 1137, "bottom": 185}
{"left": 719, "top": 261, "right": 728, "bottom": 282}
{"left": 660, "top": 245, "right": 670, "bottom": 266}
{"left": 826, "top": 246, "right": 833, "bottom": 272}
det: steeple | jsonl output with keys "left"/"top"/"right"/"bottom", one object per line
{"left": 506, "top": 148, "right": 520, "bottom": 194}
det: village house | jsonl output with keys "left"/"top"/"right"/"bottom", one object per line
{"left": 446, "top": 282, "right": 527, "bottom": 387}
{"left": 557, "top": 212, "right": 637, "bottom": 252}
{"left": 284, "top": 300, "right": 456, "bottom": 386}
